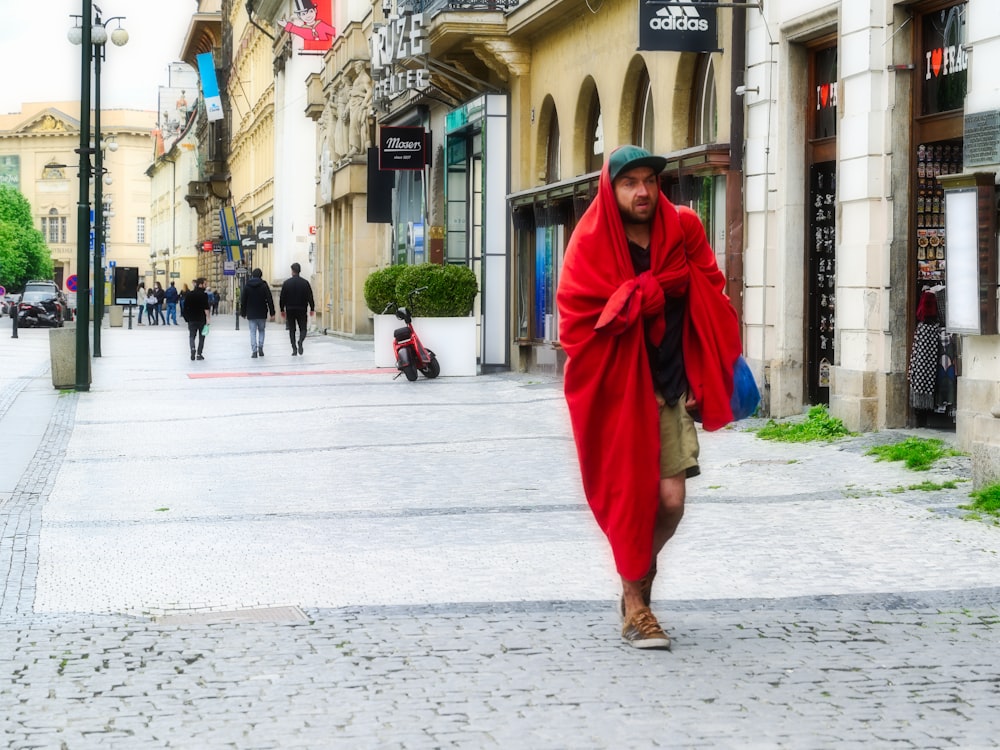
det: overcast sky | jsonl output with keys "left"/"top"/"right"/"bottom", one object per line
{"left": 0, "top": 0, "right": 200, "bottom": 115}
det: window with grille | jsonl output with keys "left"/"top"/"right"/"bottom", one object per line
{"left": 137, "top": 217, "right": 146, "bottom": 243}
{"left": 41, "top": 208, "right": 67, "bottom": 244}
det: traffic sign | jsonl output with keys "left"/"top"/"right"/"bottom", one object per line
{"left": 0, "top": 285, "right": 5, "bottom": 297}
{"left": 66, "top": 275, "right": 78, "bottom": 292}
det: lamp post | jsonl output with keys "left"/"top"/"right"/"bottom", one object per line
{"left": 71, "top": 6, "right": 128, "bottom": 359}
{"left": 67, "top": 2, "right": 93, "bottom": 391}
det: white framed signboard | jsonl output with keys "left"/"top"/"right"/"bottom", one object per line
{"left": 944, "top": 188, "right": 980, "bottom": 333}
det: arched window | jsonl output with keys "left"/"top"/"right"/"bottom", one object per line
{"left": 693, "top": 55, "right": 718, "bottom": 146}
{"left": 545, "top": 111, "right": 561, "bottom": 183}
{"left": 41, "top": 207, "right": 67, "bottom": 245}
{"left": 634, "top": 69, "right": 655, "bottom": 152}
{"left": 586, "top": 91, "right": 604, "bottom": 173}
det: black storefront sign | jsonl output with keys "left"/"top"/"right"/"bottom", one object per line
{"left": 921, "top": 3, "right": 968, "bottom": 116}
{"left": 379, "top": 126, "right": 427, "bottom": 171}
{"left": 638, "top": 1, "right": 718, "bottom": 53}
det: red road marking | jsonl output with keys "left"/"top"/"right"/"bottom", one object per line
{"left": 188, "top": 368, "right": 387, "bottom": 379}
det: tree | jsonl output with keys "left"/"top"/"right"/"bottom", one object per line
{"left": 0, "top": 185, "right": 53, "bottom": 290}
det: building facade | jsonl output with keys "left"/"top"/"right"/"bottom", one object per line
{"left": 147, "top": 64, "right": 204, "bottom": 291}
{"left": 0, "top": 102, "right": 154, "bottom": 293}
{"left": 743, "top": 0, "right": 1000, "bottom": 483}
{"left": 179, "top": 0, "right": 230, "bottom": 294}
{"left": 506, "top": 0, "right": 739, "bottom": 375}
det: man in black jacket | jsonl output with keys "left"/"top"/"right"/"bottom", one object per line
{"left": 182, "top": 278, "right": 211, "bottom": 361}
{"left": 279, "top": 262, "right": 315, "bottom": 356}
{"left": 240, "top": 268, "right": 276, "bottom": 358}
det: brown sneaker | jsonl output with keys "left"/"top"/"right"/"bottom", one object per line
{"left": 621, "top": 606, "right": 672, "bottom": 650}
{"left": 619, "top": 561, "right": 657, "bottom": 619}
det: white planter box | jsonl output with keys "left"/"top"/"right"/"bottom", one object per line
{"left": 373, "top": 314, "right": 399, "bottom": 368}
{"left": 373, "top": 313, "right": 477, "bottom": 376}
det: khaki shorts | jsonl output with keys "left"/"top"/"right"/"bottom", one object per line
{"left": 659, "top": 393, "right": 700, "bottom": 479}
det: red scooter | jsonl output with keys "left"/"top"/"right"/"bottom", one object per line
{"left": 383, "top": 287, "right": 441, "bottom": 381}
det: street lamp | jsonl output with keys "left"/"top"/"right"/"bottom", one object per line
{"left": 70, "top": 5, "right": 128, "bottom": 360}
{"left": 67, "top": 3, "right": 93, "bottom": 391}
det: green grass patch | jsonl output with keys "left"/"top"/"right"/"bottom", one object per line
{"left": 865, "top": 437, "right": 962, "bottom": 471}
{"left": 751, "top": 405, "right": 854, "bottom": 443}
{"left": 960, "top": 483, "right": 1000, "bottom": 517}
{"left": 905, "top": 480, "right": 961, "bottom": 491}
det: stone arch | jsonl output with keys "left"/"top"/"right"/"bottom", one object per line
{"left": 671, "top": 52, "right": 699, "bottom": 148}
{"left": 573, "top": 76, "right": 603, "bottom": 175}
{"left": 534, "top": 94, "right": 560, "bottom": 185}
{"left": 619, "top": 55, "right": 654, "bottom": 150}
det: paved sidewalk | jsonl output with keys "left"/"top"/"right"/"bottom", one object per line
{"left": 1, "top": 320, "right": 999, "bottom": 748}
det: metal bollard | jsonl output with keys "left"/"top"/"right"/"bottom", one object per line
{"left": 10, "top": 306, "right": 17, "bottom": 339}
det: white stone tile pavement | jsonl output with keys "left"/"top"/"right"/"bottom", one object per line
{"left": 8, "top": 323, "right": 994, "bottom": 617}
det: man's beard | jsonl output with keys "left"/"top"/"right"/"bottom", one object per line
{"left": 621, "top": 205, "right": 654, "bottom": 225}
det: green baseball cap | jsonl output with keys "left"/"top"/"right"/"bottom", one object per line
{"left": 607, "top": 145, "right": 667, "bottom": 182}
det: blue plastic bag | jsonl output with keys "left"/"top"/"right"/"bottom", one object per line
{"left": 729, "top": 355, "right": 760, "bottom": 420}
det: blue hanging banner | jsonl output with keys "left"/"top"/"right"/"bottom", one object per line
{"left": 197, "top": 52, "right": 225, "bottom": 122}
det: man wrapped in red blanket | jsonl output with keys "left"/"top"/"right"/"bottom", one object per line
{"left": 557, "top": 146, "right": 745, "bottom": 649}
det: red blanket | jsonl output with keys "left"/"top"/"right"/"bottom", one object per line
{"left": 556, "top": 167, "right": 742, "bottom": 580}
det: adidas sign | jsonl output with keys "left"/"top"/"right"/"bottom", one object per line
{"left": 650, "top": 5, "right": 709, "bottom": 33}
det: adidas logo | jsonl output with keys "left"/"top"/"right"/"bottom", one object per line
{"left": 649, "top": 1, "right": 710, "bottom": 32}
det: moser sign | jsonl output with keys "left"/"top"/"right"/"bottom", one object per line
{"left": 638, "top": 0, "right": 718, "bottom": 53}
{"left": 379, "top": 126, "right": 427, "bottom": 170}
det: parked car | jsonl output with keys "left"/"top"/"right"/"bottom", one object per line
{"left": 17, "top": 287, "right": 66, "bottom": 328}
{"left": 1, "top": 294, "right": 19, "bottom": 317}
{"left": 23, "top": 280, "right": 66, "bottom": 306}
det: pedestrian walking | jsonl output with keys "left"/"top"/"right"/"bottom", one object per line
{"left": 556, "top": 145, "right": 745, "bottom": 650}
{"left": 164, "top": 281, "right": 180, "bottom": 325}
{"left": 154, "top": 282, "right": 167, "bottom": 325}
{"left": 182, "top": 278, "right": 211, "bottom": 360}
{"left": 145, "top": 288, "right": 158, "bottom": 326}
{"left": 136, "top": 281, "right": 146, "bottom": 325}
{"left": 279, "top": 262, "right": 315, "bottom": 356}
{"left": 240, "top": 268, "right": 276, "bottom": 358}
{"left": 179, "top": 283, "right": 190, "bottom": 320}
{"left": 207, "top": 286, "right": 221, "bottom": 315}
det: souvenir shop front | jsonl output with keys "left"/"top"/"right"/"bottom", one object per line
{"left": 907, "top": 0, "right": 968, "bottom": 429}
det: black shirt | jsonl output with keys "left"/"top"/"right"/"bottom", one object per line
{"left": 183, "top": 287, "right": 210, "bottom": 325}
{"left": 628, "top": 240, "right": 687, "bottom": 405}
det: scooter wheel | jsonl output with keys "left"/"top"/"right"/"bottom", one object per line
{"left": 423, "top": 352, "right": 441, "bottom": 379}
{"left": 402, "top": 363, "right": 419, "bottom": 381}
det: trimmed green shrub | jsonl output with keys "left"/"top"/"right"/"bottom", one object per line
{"left": 394, "top": 263, "right": 478, "bottom": 317}
{"left": 363, "top": 264, "right": 407, "bottom": 314}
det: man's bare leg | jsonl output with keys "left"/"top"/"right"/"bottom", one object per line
{"left": 653, "top": 473, "right": 686, "bottom": 555}
{"left": 621, "top": 473, "right": 686, "bottom": 619}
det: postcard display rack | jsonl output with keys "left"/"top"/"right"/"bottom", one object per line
{"left": 916, "top": 142, "right": 963, "bottom": 284}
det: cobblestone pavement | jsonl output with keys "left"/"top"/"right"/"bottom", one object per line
{"left": 1, "top": 321, "right": 999, "bottom": 749}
